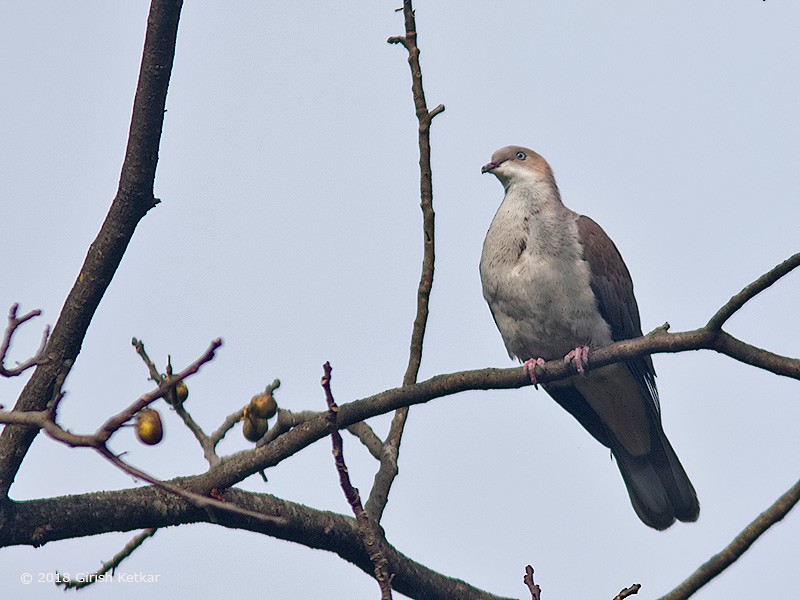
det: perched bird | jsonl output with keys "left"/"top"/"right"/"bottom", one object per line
{"left": 479, "top": 145, "right": 699, "bottom": 529}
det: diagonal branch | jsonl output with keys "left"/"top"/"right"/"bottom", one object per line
{"left": 657, "top": 476, "right": 800, "bottom": 600}
{"left": 707, "top": 251, "right": 800, "bottom": 330}
{"left": 0, "top": 0, "right": 184, "bottom": 499}
{"left": 56, "top": 528, "right": 157, "bottom": 590}
{"left": 368, "top": 0, "right": 446, "bottom": 523}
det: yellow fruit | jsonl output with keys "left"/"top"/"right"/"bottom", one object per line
{"left": 249, "top": 392, "right": 277, "bottom": 419}
{"left": 135, "top": 408, "right": 163, "bottom": 445}
{"left": 175, "top": 380, "right": 189, "bottom": 403}
{"left": 165, "top": 377, "right": 189, "bottom": 406}
{"left": 242, "top": 407, "right": 269, "bottom": 442}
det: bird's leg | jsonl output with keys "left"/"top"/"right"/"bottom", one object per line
{"left": 522, "top": 357, "right": 546, "bottom": 389}
{"left": 563, "top": 345, "right": 590, "bottom": 376}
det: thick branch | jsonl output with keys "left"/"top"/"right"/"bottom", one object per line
{"left": 1, "top": 486, "right": 512, "bottom": 600}
{"left": 0, "top": 0, "right": 184, "bottom": 499}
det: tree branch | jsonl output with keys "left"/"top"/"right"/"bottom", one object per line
{"left": 707, "top": 251, "right": 800, "bottom": 330}
{"left": 0, "top": 0, "right": 184, "bottom": 499}
{"left": 0, "top": 304, "right": 49, "bottom": 378}
{"left": 198, "top": 249, "right": 799, "bottom": 489}
{"left": 56, "top": 528, "right": 157, "bottom": 590}
{"left": 323, "top": 362, "right": 392, "bottom": 599}
{"left": 2, "top": 486, "right": 512, "bottom": 600}
{"left": 368, "top": 0, "right": 447, "bottom": 523}
{"left": 658, "top": 476, "right": 800, "bottom": 600}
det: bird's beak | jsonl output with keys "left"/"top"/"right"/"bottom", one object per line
{"left": 481, "top": 161, "right": 500, "bottom": 174}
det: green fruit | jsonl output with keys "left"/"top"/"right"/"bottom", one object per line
{"left": 242, "top": 407, "right": 269, "bottom": 442}
{"left": 135, "top": 408, "right": 163, "bottom": 445}
{"left": 174, "top": 380, "right": 189, "bottom": 403}
{"left": 249, "top": 392, "right": 277, "bottom": 419}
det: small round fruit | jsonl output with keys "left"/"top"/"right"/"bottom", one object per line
{"left": 174, "top": 380, "right": 189, "bottom": 403}
{"left": 135, "top": 408, "right": 163, "bottom": 445}
{"left": 249, "top": 392, "right": 277, "bottom": 419}
{"left": 242, "top": 409, "right": 269, "bottom": 442}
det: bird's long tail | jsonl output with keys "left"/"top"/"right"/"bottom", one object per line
{"left": 611, "top": 430, "right": 700, "bottom": 530}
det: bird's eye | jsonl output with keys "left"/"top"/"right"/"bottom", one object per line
{"left": 515, "top": 151, "right": 527, "bottom": 160}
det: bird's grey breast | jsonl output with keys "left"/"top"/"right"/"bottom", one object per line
{"left": 480, "top": 187, "right": 613, "bottom": 361}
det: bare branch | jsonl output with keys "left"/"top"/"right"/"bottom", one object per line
{"left": 132, "top": 337, "right": 221, "bottom": 462}
{"left": 322, "top": 362, "right": 392, "bottom": 599}
{"left": 202, "top": 248, "right": 800, "bottom": 490}
{"left": 614, "top": 583, "right": 641, "bottom": 600}
{"left": 369, "top": 0, "right": 447, "bottom": 523}
{"left": 96, "top": 446, "right": 287, "bottom": 528}
{"left": 131, "top": 337, "right": 163, "bottom": 382}
{"left": 95, "top": 339, "right": 222, "bottom": 444}
{"left": 210, "top": 406, "right": 247, "bottom": 446}
{"left": 4, "top": 485, "right": 512, "bottom": 600}
{"left": 0, "top": 304, "right": 49, "bottom": 378}
{"left": 658, "top": 477, "right": 800, "bottom": 600}
{"left": 347, "top": 421, "right": 384, "bottom": 461}
{"left": 523, "top": 565, "right": 541, "bottom": 600}
{"left": 707, "top": 251, "right": 800, "bottom": 330}
{"left": 56, "top": 528, "right": 157, "bottom": 590}
{"left": 0, "top": 339, "right": 222, "bottom": 450}
{"left": 0, "top": 0, "right": 184, "bottom": 499}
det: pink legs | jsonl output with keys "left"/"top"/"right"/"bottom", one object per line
{"left": 563, "top": 345, "right": 590, "bottom": 376}
{"left": 523, "top": 357, "right": 546, "bottom": 389}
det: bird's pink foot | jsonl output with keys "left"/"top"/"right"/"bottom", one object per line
{"left": 523, "top": 357, "right": 546, "bottom": 389}
{"left": 563, "top": 345, "right": 590, "bottom": 376}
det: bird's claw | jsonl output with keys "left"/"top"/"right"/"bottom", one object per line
{"left": 523, "top": 357, "right": 546, "bottom": 389}
{"left": 564, "top": 345, "right": 590, "bottom": 376}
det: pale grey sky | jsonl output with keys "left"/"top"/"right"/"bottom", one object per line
{"left": 2, "top": 2, "right": 799, "bottom": 599}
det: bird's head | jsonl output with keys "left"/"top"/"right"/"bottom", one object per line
{"left": 481, "top": 146, "right": 555, "bottom": 191}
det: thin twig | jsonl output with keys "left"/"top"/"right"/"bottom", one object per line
{"left": 96, "top": 339, "right": 222, "bottom": 443}
{"left": 369, "top": 0, "right": 446, "bottom": 523}
{"left": 133, "top": 338, "right": 219, "bottom": 461}
{"left": 322, "top": 362, "right": 393, "bottom": 599}
{"left": 0, "top": 304, "right": 50, "bottom": 377}
{"left": 56, "top": 528, "right": 157, "bottom": 590}
{"left": 614, "top": 583, "right": 641, "bottom": 600}
{"left": 131, "top": 337, "right": 162, "bottom": 382}
{"left": 0, "top": 339, "right": 222, "bottom": 449}
{"left": 523, "top": 565, "right": 541, "bottom": 600}
{"left": 707, "top": 251, "right": 800, "bottom": 330}
{"left": 658, "top": 477, "right": 800, "bottom": 600}
{"left": 96, "top": 446, "right": 287, "bottom": 527}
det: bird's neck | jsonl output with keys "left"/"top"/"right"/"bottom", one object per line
{"left": 503, "top": 177, "right": 564, "bottom": 221}
{"left": 490, "top": 179, "right": 575, "bottom": 259}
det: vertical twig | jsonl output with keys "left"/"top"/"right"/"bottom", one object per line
{"left": 322, "top": 362, "right": 393, "bottom": 599}
{"left": 367, "top": 0, "right": 445, "bottom": 522}
{"left": 523, "top": 565, "right": 541, "bottom": 600}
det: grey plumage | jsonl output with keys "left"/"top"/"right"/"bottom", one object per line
{"left": 480, "top": 145, "right": 699, "bottom": 530}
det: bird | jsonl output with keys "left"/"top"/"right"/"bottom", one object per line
{"left": 479, "top": 145, "right": 699, "bottom": 530}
